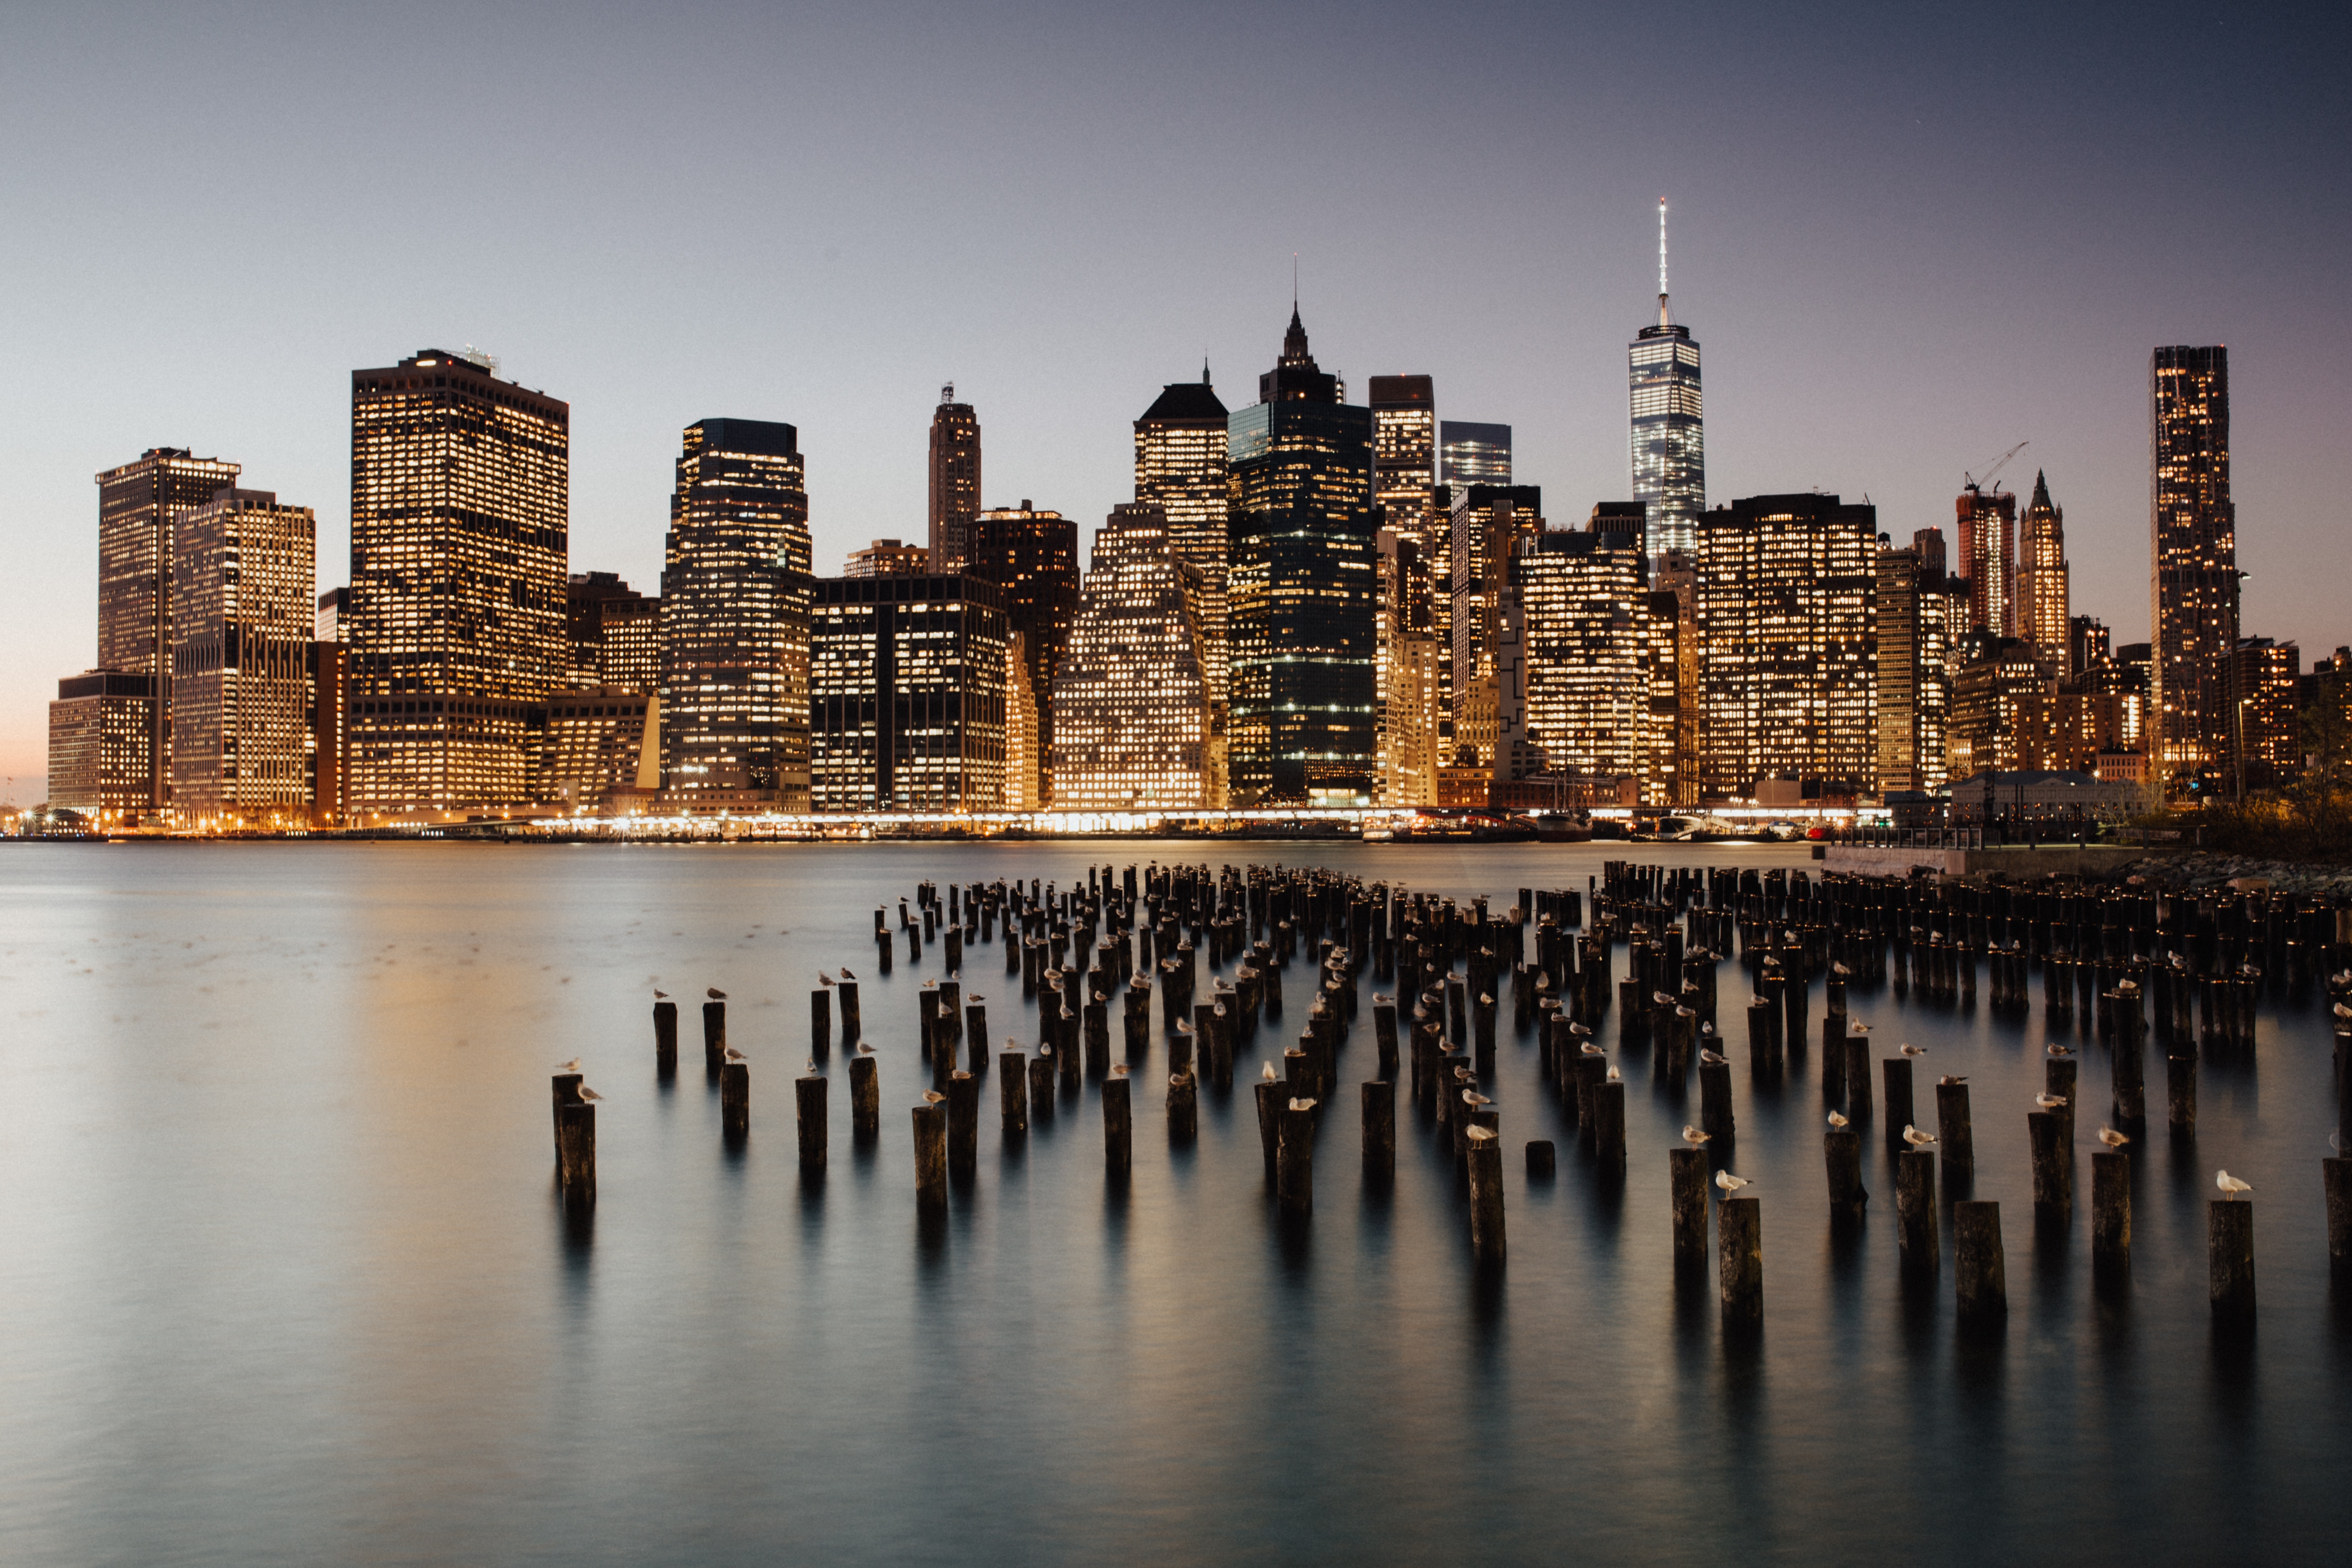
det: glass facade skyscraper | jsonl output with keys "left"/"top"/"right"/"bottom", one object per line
{"left": 1227, "top": 310, "right": 1379, "bottom": 805}
{"left": 169, "top": 487, "right": 316, "bottom": 823}
{"left": 2150, "top": 345, "right": 2236, "bottom": 783}
{"left": 1439, "top": 421, "right": 1511, "bottom": 488}
{"left": 810, "top": 573, "right": 1010, "bottom": 812}
{"left": 1134, "top": 373, "right": 1230, "bottom": 726}
{"left": 966, "top": 503, "right": 1078, "bottom": 806}
{"left": 1630, "top": 202, "right": 1704, "bottom": 559}
{"left": 659, "top": 418, "right": 813, "bottom": 808}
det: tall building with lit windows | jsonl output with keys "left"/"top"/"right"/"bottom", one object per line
{"left": 1439, "top": 422, "right": 1510, "bottom": 488}
{"left": 927, "top": 386, "right": 981, "bottom": 572}
{"left": 967, "top": 502, "right": 1078, "bottom": 805}
{"left": 1375, "top": 525, "right": 1442, "bottom": 806}
{"left": 1956, "top": 482, "right": 2016, "bottom": 637}
{"left": 1049, "top": 504, "right": 1221, "bottom": 809}
{"left": 2150, "top": 345, "right": 2237, "bottom": 784}
{"left": 347, "top": 349, "right": 568, "bottom": 817}
{"left": 1371, "top": 375, "right": 1438, "bottom": 530}
{"left": 1134, "top": 371, "right": 1230, "bottom": 728}
{"left": 1874, "top": 535, "right": 1955, "bottom": 794}
{"left": 565, "top": 571, "right": 658, "bottom": 690}
{"left": 659, "top": 418, "right": 813, "bottom": 809}
{"left": 1225, "top": 309, "right": 1380, "bottom": 804}
{"left": 2016, "top": 471, "right": 2068, "bottom": 660}
{"left": 1630, "top": 200, "right": 1704, "bottom": 558}
{"left": 169, "top": 488, "right": 316, "bottom": 823}
{"left": 1449, "top": 485, "right": 1543, "bottom": 769}
{"left": 93, "top": 447, "right": 242, "bottom": 810}
{"left": 809, "top": 574, "right": 1009, "bottom": 811}
{"left": 1695, "top": 493, "right": 1877, "bottom": 801}
{"left": 844, "top": 539, "right": 931, "bottom": 578}
{"left": 1508, "top": 526, "right": 1647, "bottom": 784}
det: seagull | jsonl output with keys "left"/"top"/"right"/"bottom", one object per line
{"left": 555, "top": 1058, "right": 581, "bottom": 1073}
{"left": 2216, "top": 1170, "right": 2253, "bottom": 1201}
{"left": 857, "top": 1043, "right": 874, "bottom": 1055}
{"left": 1463, "top": 1091, "right": 1492, "bottom": 1107}
{"left": 1682, "top": 1124, "right": 1711, "bottom": 1147}
{"left": 1569, "top": 1021, "right": 1593, "bottom": 1037}
{"left": 1902, "top": 1125, "right": 1938, "bottom": 1150}
{"left": 1700, "top": 1049, "right": 1727, "bottom": 1067}
{"left": 708, "top": 987, "right": 727, "bottom": 999}
{"left": 1827, "top": 1111, "right": 1849, "bottom": 1129}
{"left": 1112, "top": 1063, "right": 1129, "bottom": 1077}
{"left": 818, "top": 972, "right": 833, "bottom": 987}
{"left": 1606, "top": 1066, "right": 1623, "bottom": 1082}
{"left": 1900, "top": 1044, "right": 1927, "bottom": 1058}
{"left": 1938, "top": 1075, "right": 1967, "bottom": 1086}
{"left": 840, "top": 967, "right": 855, "bottom": 980}
{"left": 922, "top": 1089, "right": 946, "bottom": 1104}
{"left": 1262, "top": 1062, "right": 1277, "bottom": 1081}
{"left": 2097, "top": 1126, "right": 2130, "bottom": 1149}
{"left": 1715, "top": 1171, "right": 1754, "bottom": 1193}
{"left": 724, "top": 1045, "right": 747, "bottom": 1063}
{"left": 1850, "top": 1022, "right": 1872, "bottom": 1035}
{"left": 2033, "top": 1093, "right": 2067, "bottom": 1111}
{"left": 805, "top": 1059, "right": 818, "bottom": 1075}
{"left": 2046, "top": 1043, "right": 2074, "bottom": 1058}
{"left": 653, "top": 989, "right": 669, "bottom": 999}
{"left": 577, "top": 1085, "right": 604, "bottom": 1102}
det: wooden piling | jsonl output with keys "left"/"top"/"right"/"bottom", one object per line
{"left": 837, "top": 978, "right": 860, "bottom": 1039}
{"left": 653, "top": 1000, "right": 678, "bottom": 1076}
{"left": 1103, "top": 1076, "right": 1132, "bottom": 1180}
{"left": 1699, "top": 1056, "right": 1733, "bottom": 1140}
{"left": 1670, "top": 1146, "right": 1709, "bottom": 1263}
{"left": 1883, "top": 1057, "right": 1915, "bottom": 1146}
{"left": 554, "top": 1076, "right": 595, "bottom": 1206}
{"left": 1825, "top": 1127, "right": 1866, "bottom": 1223}
{"left": 2209, "top": 1199, "right": 2255, "bottom": 1321}
{"left": 1842, "top": 1036, "right": 1872, "bottom": 1120}
{"left": 1028, "top": 1052, "right": 1056, "bottom": 1122}
{"left": 1277, "top": 1097, "right": 1315, "bottom": 1213}
{"left": 1935, "top": 1080, "right": 1974, "bottom": 1183}
{"left": 1168, "top": 1070, "right": 1197, "bottom": 1142}
{"left": 703, "top": 999, "right": 727, "bottom": 1076}
{"left": 1362, "top": 1079, "right": 1395, "bottom": 1178}
{"left": 965, "top": 1000, "right": 990, "bottom": 1074}
{"left": 795, "top": 1074, "right": 827, "bottom": 1170}
{"left": 1593, "top": 1079, "right": 1627, "bottom": 1179}
{"left": 721, "top": 1058, "right": 751, "bottom": 1141}
{"left": 912, "top": 1102, "right": 947, "bottom": 1209}
{"left": 1718, "top": 1196, "right": 1762, "bottom": 1329}
{"left": 999, "top": 1050, "right": 1028, "bottom": 1135}
{"left": 1896, "top": 1150, "right": 1937, "bottom": 1275}
{"left": 2092, "top": 1149, "right": 2130, "bottom": 1268}
{"left": 2167, "top": 1054, "right": 2197, "bottom": 1138}
{"left": 2324, "top": 1158, "right": 2350, "bottom": 1276}
{"left": 1746, "top": 995, "right": 1779, "bottom": 1077}
{"left": 811, "top": 987, "right": 831, "bottom": 1050}
{"left": 2044, "top": 1055, "right": 2077, "bottom": 1146}
{"left": 850, "top": 1053, "right": 879, "bottom": 1140}
{"left": 2027, "top": 1110, "right": 2068, "bottom": 1208}
{"left": 1954, "top": 1201, "right": 2007, "bottom": 1323}
{"left": 1526, "top": 1139, "right": 1555, "bottom": 1177}
{"left": 1255, "top": 1078, "right": 1282, "bottom": 1175}
{"left": 945, "top": 1071, "right": 979, "bottom": 1179}
{"left": 1467, "top": 1127, "right": 1506, "bottom": 1264}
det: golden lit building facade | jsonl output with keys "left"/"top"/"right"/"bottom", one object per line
{"left": 565, "top": 573, "right": 658, "bottom": 691}
{"left": 1375, "top": 526, "right": 1442, "bottom": 806}
{"left": 1695, "top": 494, "right": 1877, "bottom": 800}
{"left": 1651, "top": 549, "right": 1702, "bottom": 806}
{"left": 348, "top": 349, "right": 569, "bottom": 817}
{"left": 927, "top": 387, "right": 981, "bottom": 572}
{"left": 46, "top": 672, "right": 155, "bottom": 819}
{"left": 1449, "top": 485, "right": 1543, "bottom": 769}
{"left": 1956, "top": 483, "right": 2016, "bottom": 638}
{"left": 1134, "top": 374, "right": 1230, "bottom": 747}
{"left": 2232, "top": 636, "right": 2301, "bottom": 788}
{"left": 810, "top": 574, "right": 1010, "bottom": 812}
{"left": 2016, "top": 471, "right": 2069, "bottom": 662}
{"left": 1049, "top": 504, "right": 1221, "bottom": 809}
{"left": 2150, "top": 345, "right": 2238, "bottom": 784}
{"left": 660, "top": 418, "right": 813, "bottom": 810}
{"left": 169, "top": 488, "right": 317, "bottom": 824}
{"left": 539, "top": 690, "right": 659, "bottom": 812}
{"left": 1948, "top": 640, "right": 2059, "bottom": 780}
{"left": 967, "top": 503, "right": 1079, "bottom": 807}
{"left": 845, "top": 539, "right": 932, "bottom": 578}
{"left": 1508, "top": 527, "right": 1647, "bottom": 785}
{"left": 1874, "top": 536, "right": 1955, "bottom": 794}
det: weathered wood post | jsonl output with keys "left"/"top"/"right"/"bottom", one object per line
{"left": 553, "top": 1072, "right": 595, "bottom": 1206}
{"left": 2209, "top": 1199, "right": 2255, "bottom": 1322}
{"left": 1104, "top": 1075, "right": 1132, "bottom": 1180}
{"left": 1954, "top": 1201, "right": 2007, "bottom": 1324}
{"left": 1842, "top": 1035, "right": 1872, "bottom": 1120}
{"left": 1593, "top": 1078, "right": 1627, "bottom": 1180}
{"left": 2112, "top": 1014, "right": 2146, "bottom": 1125}
{"left": 1362, "top": 1079, "right": 1394, "bottom": 1180}
{"left": 1028, "top": 1050, "right": 1056, "bottom": 1122}
{"left": 1825, "top": 1125, "right": 1866, "bottom": 1226}
{"left": 1719, "top": 1196, "right": 1762, "bottom": 1330}
{"left": 1526, "top": 1139, "right": 1555, "bottom": 1177}
{"left": 1746, "top": 995, "right": 1779, "bottom": 1078}
{"left": 912, "top": 1101, "right": 947, "bottom": 1209}
{"left": 1699, "top": 1054, "right": 1734, "bottom": 1140}
{"left": 1373, "top": 996, "right": 1399, "bottom": 1081}
{"left": 1883, "top": 1057, "right": 1916, "bottom": 1147}
{"left": 1168, "top": 1069, "right": 1197, "bottom": 1140}
{"left": 946, "top": 1071, "right": 979, "bottom": 1180}
{"left": 1467, "top": 1125, "right": 1506, "bottom": 1264}
{"left": 653, "top": 1000, "right": 678, "bottom": 1077}
{"left": 2045, "top": 1054, "right": 2077, "bottom": 1146}
{"left": 721, "top": 1057, "right": 750, "bottom": 1142}
{"left": 796, "top": 1073, "right": 827, "bottom": 1171}
{"left": 837, "top": 978, "right": 860, "bottom": 1040}
{"left": 2324, "top": 1157, "right": 2351, "bottom": 1278}
{"left": 1670, "top": 1146, "right": 1708, "bottom": 1264}
{"left": 1897, "top": 1150, "right": 1937, "bottom": 1276}
{"left": 1255, "top": 1078, "right": 1281, "bottom": 1176}
{"left": 1277, "top": 1097, "right": 1315, "bottom": 1214}
{"left": 1936, "top": 1079, "right": 1974, "bottom": 1187}
{"left": 2167, "top": 1054, "right": 2197, "bottom": 1139}
{"left": 2027, "top": 1110, "right": 2068, "bottom": 1208}
{"left": 2092, "top": 1150, "right": 2131, "bottom": 1270}
{"left": 1000, "top": 1049, "right": 1028, "bottom": 1135}
{"left": 703, "top": 998, "right": 727, "bottom": 1078}
{"left": 850, "top": 1052, "right": 879, "bottom": 1141}
{"left": 811, "top": 986, "right": 831, "bottom": 1052}
{"left": 965, "top": 998, "right": 990, "bottom": 1075}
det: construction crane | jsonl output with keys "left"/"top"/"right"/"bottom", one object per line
{"left": 1963, "top": 441, "right": 2029, "bottom": 494}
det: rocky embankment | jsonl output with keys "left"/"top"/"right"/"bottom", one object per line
{"left": 2105, "top": 852, "right": 2352, "bottom": 898}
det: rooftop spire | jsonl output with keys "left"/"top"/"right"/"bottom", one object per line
{"left": 1657, "top": 197, "right": 1671, "bottom": 328}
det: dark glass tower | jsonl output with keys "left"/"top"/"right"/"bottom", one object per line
{"left": 2150, "top": 345, "right": 2236, "bottom": 785}
{"left": 1226, "top": 309, "right": 1379, "bottom": 805}
{"left": 660, "top": 418, "right": 813, "bottom": 807}
{"left": 967, "top": 502, "right": 1079, "bottom": 806}
{"left": 1630, "top": 200, "right": 1705, "bottom": 558}
{"left": 927, "top": 385, "right": 981, "bottom": 572}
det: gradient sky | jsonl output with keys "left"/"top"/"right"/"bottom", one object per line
{"left": 4, "top": 0, "right": 2346, "bottom": 801}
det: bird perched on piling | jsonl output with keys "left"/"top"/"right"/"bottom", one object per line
{"left": 1606, "top": 1066, "right": 1623, "bottom": 1082}
{"left": 1111, "top": 1063, "right": 1129, "bottom": 1077}
{"left": 2046, "top": 1044, "right": 2074, "bottom": 1058}
{"left": 724, "top": 1046, "right": 747, "bottom": 1063}
{"left": 708, "top": 987, "right": 727, "bottom": 999}
{"left": 805, "top": 1060, "right": 818, "bottom": 1075}
{"left": 840, "top": 968, "right": 855, "bottom": 980}
{"left": 653, "top": 990, "right": 669, "bottom": 1000}
{"left": 1850, "top": 1022, "right": 1872, "bottom": 1035}
{"left": 857, "top": 1043, "right": 874, "bottom": 1055}
{"left": 1902, "top": 1125, "right": 1938, "bottom": 1150}
{"left": 2033, "top": 1093, "right": 2066, "bottom": 1111}
{"left": 1900, "top": 1044, "right": 1927, "bottom": 1058}
{"left": 2097, "top": 1126, "right": 2130, "bottom": 1149}
{"left": 1464, "top": 1091, "right": 1492, "bottom": 1108}
{"left": 556, "top": 1058, "right": 582, "bottom": 1073}
{"left": 1682, "top": 1125, "right": 1711, "bottom": 1147}
{"left": 1937, "top": 1074, "right": 1967, "bottom": 1086}
{"left": 1827, "top": 1111, "right": 1849, "bottom": 1129}
{"left": 922, "top": 1090, "right": 946, "bottom": 1105}
{"left": 1581, "top": 1042, "right": 1604, "bottom": 1057}
{"left": 2215, "top": 1171, "right": 2253, "bottom": 1200}
{"left": 578, "top": 1085, "right": 604, "bottom": 1103}
{"left": 1569, "top": 1021, "right": 1592, "bottom": 1037}
{"left": 817, "top": 972, "right": 833, "bottom": 987}
{"left": 1700, "top": 1049, "right": 1727, "bottom": 1067}
{"left": 1715, "top": 1171, "right": 1754, "bottom": 1193}
{"left": 1261, "top": 1062, "right": 1276, "bottom": 1081}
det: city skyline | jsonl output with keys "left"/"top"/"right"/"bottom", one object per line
{"left": 4, "top": 2, "right": 2346, "bottom": 798}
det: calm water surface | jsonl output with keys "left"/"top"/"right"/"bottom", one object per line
{"left": 1, "top": 842, "right": 2345, "bottom": 1565}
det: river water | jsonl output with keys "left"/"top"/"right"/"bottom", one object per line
{"left": 0, "top": 841, "right": 2343, "bottom": 1565}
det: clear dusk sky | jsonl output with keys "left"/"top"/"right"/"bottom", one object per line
{"left": 3, "top": 0, "right": 2346, "bottom": 802}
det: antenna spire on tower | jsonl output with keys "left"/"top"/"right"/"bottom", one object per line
{"left": 1657, "top": 197, "right": 1671, "bottom": 327}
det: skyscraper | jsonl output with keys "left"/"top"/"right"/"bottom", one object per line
{"left": 169, "top": 487, "right": 316, "bottom": 823}
{"left": 927, "top": 385, "right": 981, "bottom": 572}
{"left": 1955, "top": 481, "right": 2017, "bottom": 637}
{"left": 347, "top": 349, "right": 568, "bottom": 817}
{"left": 1439, "top": 422, "right": 1511, "bottom": 487}
{"left": 1874, "top": 536, "right": 1955, "bottom": 794}
{"left": 844, "top": 539, "right": 932, "bottom": 578}
{"left": 660, "top": 418, "right": 813, "bottom": 808}
{"left": 1226, "top": 309, "right": 1380, "bottom": 805}
{"left": 565, "top": 572, "right": 658, "bottom": 690}
{"left": 1370, "top": 375, "right": 1438, "bottom": 527}
{"left": 2150, "top": 345, "right": 2238, "bottom": 784}
{"left": 1375, "top": 525, "right": 1442, "bottom": 807}
{"left": 1134, "top": 370, "right": 1231, "bottom": 732}
{"left": 1695, "top": 494, "right": 1878, "bottom": 801}
{"left": 1449, "top": 485, "right": 1544, "bottom": 770}
{"left": 967, "top": 502, "right": 1079, "bottom": 806}
{"left": 1629, "top": 198, "right": 1705, "bottom": 559}
{"left": 94, "top": 447, "right": 242, "bottom": 809}
{"left": 2015, "top": 471, "right": 2069, "bottom": 661}
{"left": 810, "top": 573, "right": 1010, "bottom": 812}
{"left": 1509, "top": 526, "right": 1648, "bottom": 783}
{"left": 1049, "top": 504, "right": 1221, "bottom": 809}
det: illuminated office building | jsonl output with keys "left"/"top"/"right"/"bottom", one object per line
{"left": 94, "top": 447, "right": 242, "bottom": 809}
{"left": 660, "top": 418, "right": 813, "bottom": 809}
{"left": 1440, "top": 421, "right": 1511, "bottom": 487}
{"left": 308, "top": 641, "right": 346, "bottom": 827}
{"left": 1651, "top": 549, "right": 1702, "bottom": 807}
{"left": 810, "top": 574, "right": 1010, "bottom": 812}
{"left": 967, "top": 502, "right": 1078, "bottom": 805}
{"left": 2069, "top": 615, "right": 2111, "bottom": 681}
{"left": 169, "top": 487, "right": 317, "bottom": 823}
{"left": 1003, "top": 632, "right": 1040, "bottom": 811}
{"left": 1226, "top": 309, "right": 1380, "bottom": 804}
{"left": 1371, "top": 374, "right": 1438, "bottom": 530}
{"left": 1049, "top": 504, "right": 1221, "bottom": 809}
{"left": 1874, "top": 536, "right": 1955, "bottom": 794}
{"left": 1375, "top": 526, "right": 1442, "bottom": 806}
{"left": 1695, "top": 494, "right": 1877, "bottom": 801}
{"left": 539, "top": 689, "right": 659, "bottom": 812}
{"left": 1956, "top": 482, "right": 2017, "bottom": 637}
{"left": 1134, "top": 371, "right": 1231, "bottom": 721}
{"left": 347, "top": 349, "right": 568, "bottom": 817}
{"left": 1629, "top": 199, "right": 1705, "bottom": 559}
{"left": 2232, "top": 637, "right": 2301, "bottom": 788}
{"left": 2015, "top": 471, "right": 2068, "bottom": 662}
{"left": 2150, "top": 345, "right": 2238, "bottom": 783}
{"left": 566, "top": 572, "right": 659, "bottom": 690}
{"left": 927, "top": 386, "right": 981, "bottom": 571}
{"left": 1508, "top": 527, "right": 1647, "bottom": 785}
{"left": 46, "top": 672, "right": 155, "bottom": 819}
{"left": 845, "top": 539, "right": 932, "bottom": 578}
{"left": 1948, "top": 640, "right": 2059, "bottom": 779}
{"left": 315, "top": 588, "right": 349, "bottom": 644}
{"left": 1449, "top": 485, "right": 1543, "bottom": 769}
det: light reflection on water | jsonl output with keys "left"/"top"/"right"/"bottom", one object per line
{"left": 0, "top": 841, "right": 2344, "bottom": 1564}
